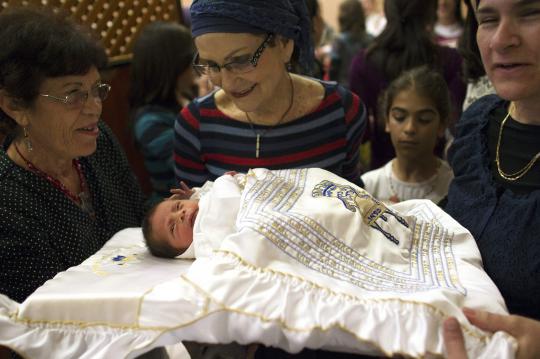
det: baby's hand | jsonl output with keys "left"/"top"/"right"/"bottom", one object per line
{"left": 169, "top": 181, "right": 194, "bottom": 200}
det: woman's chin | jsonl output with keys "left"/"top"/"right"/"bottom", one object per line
{"left": 76, "top": 143, "right": 98, "bottom": 158}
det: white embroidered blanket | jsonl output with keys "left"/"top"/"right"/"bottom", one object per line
{"left": 0, "top": 168, "right": 516, "bottom": 358}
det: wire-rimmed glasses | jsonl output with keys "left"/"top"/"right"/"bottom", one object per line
{"left": 192, "top": 33, "right": 274, "bottom": 77}
{"left": 40, "top": 83, "right": 111, "bottom": 107}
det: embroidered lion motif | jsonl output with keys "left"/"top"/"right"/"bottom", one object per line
{"left": 312, "top": 180, "right": 409, "bottom": 245}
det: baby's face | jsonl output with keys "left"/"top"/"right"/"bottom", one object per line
{"left": 151, "top": 199, "right": 199, "bottom": 254}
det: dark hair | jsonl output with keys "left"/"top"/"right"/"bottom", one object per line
{"left": 304, "top": 0, "right": 320, "bottom": 20}
{"left": 457, "top": 0, "right": 485, "bottom": 81}
{"left": 129, "top": 21, "right": 195, "bottom": 111}
{"left": 379, "top": 66, "right": 451, "bottom": 126}
{"left": 453, "top": 0, "right": 465, "bottom": 26}
{"left": 142, "top": 201, "right": 182, "bottom": 259}
{"left": 366, "top": 0, "right": 439, "bottom": 81}
{"left": 338, "top": 0, "right": 366, "bottom": 37}
{"left": 0, "top": 7, "right": 107, "bottom": 135}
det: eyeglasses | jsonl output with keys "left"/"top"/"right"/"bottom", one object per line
{"left": 192, "top": 33, "right": 274, "bottom": 77}
{"left": 39, "top": 83, "right": 111, "bottom": 107}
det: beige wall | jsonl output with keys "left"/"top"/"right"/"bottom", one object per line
{"left": 319, "top": 0, "right": 340, "bottom": 33}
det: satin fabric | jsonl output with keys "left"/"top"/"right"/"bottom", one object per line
{"left": 0, "top": 169, "right": 516, "bottom": 358}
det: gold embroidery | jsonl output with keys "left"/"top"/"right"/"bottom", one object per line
{"left": 312, "top": 180, "right": 409, "bottom": 245}
{"left": 237, "top": 169, "right": 465, "bottom": 294}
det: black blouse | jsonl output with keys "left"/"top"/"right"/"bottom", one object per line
{"left": 488, "top": 105, "right": 540, "bottom": 194}
{"left": 0, "top": 122, "right": 147, "bottom": 303}
{"left": 446, "top": 95, "right": 540, "bottom": 320}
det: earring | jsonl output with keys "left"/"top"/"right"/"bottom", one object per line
{"left": 23, "top": 127, "right": 33, "bottom": 151}
{"left": 285, "top": 62, "right": 293, "bottom": 72}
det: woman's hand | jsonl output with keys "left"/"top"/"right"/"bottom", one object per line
{"left": 169, "top": 181, "right": 193, "bottom": 200}
{"left": 444, "top": 308, "right": 540, "bottom": 359}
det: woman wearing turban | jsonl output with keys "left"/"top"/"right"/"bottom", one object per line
{"left": 173, "top": 0, "right": 366, "bottom": 189}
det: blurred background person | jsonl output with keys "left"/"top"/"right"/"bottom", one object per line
{"left": 328, "top": 0, "right": 373, "bottom": 88}
{"left": 130, "top": 21, "right": 200, "bottom": 204}
{"left": 361, "top": 0, "right": 386, "bottom": 37}
{"left": 349, "top": 0, "right": 465, "bottom": 170}
{"left": 434, "top": 0, "right": 464, "bottom": 48}
{"left": 304, "top": 0, "right": 327, "bottom": 79}
{"left": 457, "top": 0, "right": 495, "bottom": 111}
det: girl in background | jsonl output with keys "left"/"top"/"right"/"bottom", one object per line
{"left": 362, "top": 66, "right": 453, "bottom": 204}
{"left": 349, "top": 0, "right": 465, "bottom": 171}
{"left": 434, "top": 0, "right": 464, "bottom": 48}
{"left": 130, "top": 22, "right": 199, "bottom": 204}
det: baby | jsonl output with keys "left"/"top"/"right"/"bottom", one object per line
{"left": 143, "top": 172, "right": 238, "bottom": 259}
{"left": 143, "top": 169, "right": 410, "bottom": 259}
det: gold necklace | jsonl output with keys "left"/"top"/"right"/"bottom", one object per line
{"left": 245, "top": 73, "right": 294, "bottom": 158}
{"left": 496, "top": 103, "right": 540, "bottom": 181}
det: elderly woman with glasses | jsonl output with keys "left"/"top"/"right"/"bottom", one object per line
{"left": 174, "top": 0, "right": 366, "bottom": 189}
{"left": 0, "top": 7, "right": 146, "bottom": 304}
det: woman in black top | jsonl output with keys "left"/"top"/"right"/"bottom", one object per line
{"left": 0, "top": 7, "right": 146, "bottom": 303}
{"left": 443, "top": 0, "right": 540, "bottom": 356}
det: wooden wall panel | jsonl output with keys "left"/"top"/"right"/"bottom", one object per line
{"left": 1, "top": 0, "right": 183, "bottom": 64}
{"left": 101, "top": 65, "right": 153, "bottom": 195}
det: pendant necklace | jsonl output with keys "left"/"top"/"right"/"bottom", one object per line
{"left": 245, "top": 73, "right": 294, "bottom": 158}
{"left": 14, "top": 142, "right": 95, "bottom": 217}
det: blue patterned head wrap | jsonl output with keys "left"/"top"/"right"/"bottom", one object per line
{"left": 190, "top": 0, "right": 314, "bottom": 73}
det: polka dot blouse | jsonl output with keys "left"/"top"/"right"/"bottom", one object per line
{"left": 0, "top": 122, "right": 147, "bottom": 303}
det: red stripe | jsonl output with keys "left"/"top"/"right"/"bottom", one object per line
{"left": 181, "top": 107, "right": 199, "bottom": 130}
{"left": 345, "top": 94, "right": 360, "bottom": 125}
{"left": 314, "top": 91, "right": 340, "bottom": 112}
{"left": 174, "top": 154, "right": 205, "bottom": 170}
{"left": 206, "top": 139, "right": 346, "bottom": 167}
{"left": 199, "top": 108, "right": 228, "bottom": 118}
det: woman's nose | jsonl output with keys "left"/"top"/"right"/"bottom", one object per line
{"left": 490, "top": 17, "right": 521, "bottom": 52}
{"left": 81, "top": 94, "right": 102, "bottom": 116}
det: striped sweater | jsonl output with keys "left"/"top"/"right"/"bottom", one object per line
{"left": 174, "top": 80, "right": 366, "bottom": 188}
